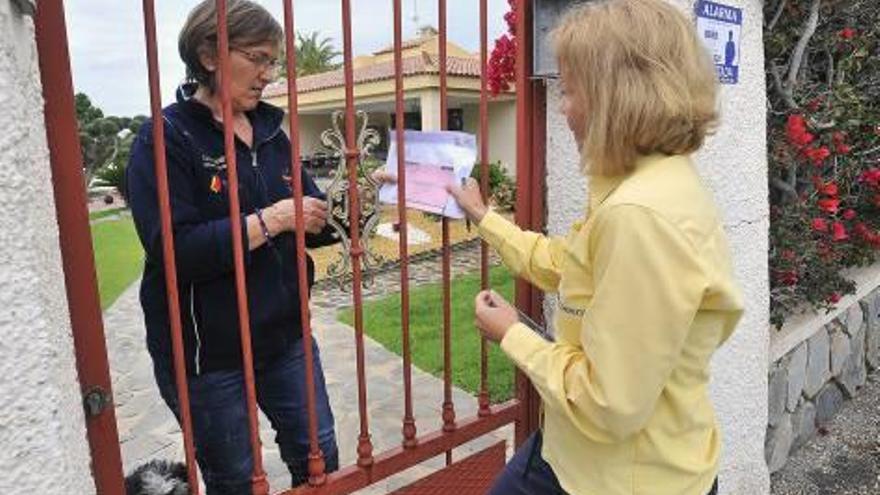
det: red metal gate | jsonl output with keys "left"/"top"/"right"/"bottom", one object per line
{"left": 35, "top": 1, "right": 545, "bottom": 493}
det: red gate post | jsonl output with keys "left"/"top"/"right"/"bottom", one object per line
{"left": 34, "top": 2, "right": 126, "bottom": 493}
{"left": 514, "top": 0, "right": 545, "bottom": 447}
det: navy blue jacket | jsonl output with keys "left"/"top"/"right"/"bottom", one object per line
{"left": 127, "top": 84, "right": 339, "bottom": 375}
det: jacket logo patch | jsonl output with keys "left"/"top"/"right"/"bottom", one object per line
{"left": 201, "top": 154, "right": 227, "bottom": 172}
{"left": 209, "top": 175, "right": 223, "bottom": 194}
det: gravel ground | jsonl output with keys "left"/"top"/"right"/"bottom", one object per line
{"left": 771, "top": 371, "right": 880, "bottom": 495}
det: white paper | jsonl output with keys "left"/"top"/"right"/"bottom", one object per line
{"left": 378, "top": 130, "right": 477, "bottom": 219}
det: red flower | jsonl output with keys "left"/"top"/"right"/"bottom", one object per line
{"left": 488, "top": 34, "right": 516, "bottom": 95}
{"left": 804, "top": 146, "right": 831, "bottom": 164}
{"left": 832, "top": 131, "right": 846, "bottom": 143}
{"left": 839, "top": 27, "right": 856, "bottom": 40}
{"left": 859, "top": 168, "right": 880, "bottom": 188}
{"left": 777, "top": 270, "right": 799, "bottom": 286}
{"left": 843, "top": 209, "right": 857, "bottom": 220}
{"left": 812, "top": 218, "right": 829, "bottom": 232}
{"left": 819, "top": 182, "right": 839, "bottom": 196}
{"left": 836, "top": 143, "right": 851, "bottom": 155}
{"left": 781, "top": 249, "right": 797, "bottom": 261}
{"left": 832, "top": 221, "right": 848, "bottom": 241}
{"left": 787, "top": 114, "right": 806, "bottom": 131}
{"left": 786, "top": 115, "right": 815, "bottom": 148}
{"left": 817, "top": 197, "right": 840, "bottom": 213}
{"left": 827, "top": 292, "right": 842, "bottom": 304}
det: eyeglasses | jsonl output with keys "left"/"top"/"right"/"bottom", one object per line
{"left": 231, "top": 47, "right": 279, "bottom": 74}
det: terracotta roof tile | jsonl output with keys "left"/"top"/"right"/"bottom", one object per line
{"left": 263, "top": 53, "right": 481, "bottom": 98}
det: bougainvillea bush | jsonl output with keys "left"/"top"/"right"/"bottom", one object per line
{"left": 487, "top": 0, "right": 517, "bottom": 95}
{"left": 765, "top": 0, "right": 879, "bottom": 327}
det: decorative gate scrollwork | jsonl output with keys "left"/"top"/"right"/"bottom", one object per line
{"left": 320, "top": 109, "right": 384, "bottom": 290}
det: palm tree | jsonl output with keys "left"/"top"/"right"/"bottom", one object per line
{"left": 279, "top": 31, "right": 341, "bottom": 78}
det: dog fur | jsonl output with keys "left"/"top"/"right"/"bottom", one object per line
{"left": 124, "top": 460, "right": 189, "bottom": 495}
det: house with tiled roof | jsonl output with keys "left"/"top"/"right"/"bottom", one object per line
{"left": 263, "top": 27, "right": 516, "bottom": 174}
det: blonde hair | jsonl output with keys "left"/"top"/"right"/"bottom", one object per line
{"left": 552, "top": 0, "right": 719, "bottom": 175}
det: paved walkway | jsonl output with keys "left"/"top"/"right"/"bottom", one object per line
{"left": 105, "top": 242, "right": 510, "bottom": 494}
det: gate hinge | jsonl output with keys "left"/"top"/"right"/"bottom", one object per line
{"left": 83, "top": 386, "right": 113, "bottom": 417}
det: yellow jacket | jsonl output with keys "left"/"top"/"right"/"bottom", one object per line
{"left": 478, "top": 154, "right": 743, "bottom": 495}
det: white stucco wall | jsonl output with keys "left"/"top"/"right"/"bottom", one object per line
{"left": 462, "top": 100, "right": 518, "bottom": 177}
{"left": 293, "top": 113, "right": 334, "bottom": 156}
{"left": 542, "top": 0, "right": 770, "bottom": 493}
{"left": 0, "top": 1, "right": 94, "bottom": 493}
{"left": 290, "top": 111, "right": 393, "bottom": 159}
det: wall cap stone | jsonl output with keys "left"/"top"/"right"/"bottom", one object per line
{"left": 770, "top": 263, "right": 880, "bottom": 363}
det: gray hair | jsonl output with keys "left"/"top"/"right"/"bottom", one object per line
{"left": 178, "top": 0, "right": 283, "bottom": 91}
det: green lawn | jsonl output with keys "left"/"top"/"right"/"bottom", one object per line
{"left": 339, "top": 266, "right": 516, "bottom": 401}
{"left": 90, "top": 214, "right": 143, "bottom": 309}
{"left": 88, "top": 207, "right": 128, "bottom": 221}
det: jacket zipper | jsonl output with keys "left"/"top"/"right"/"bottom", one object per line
{"left": 189, "top": 284, "right": 202, "bottom": 375}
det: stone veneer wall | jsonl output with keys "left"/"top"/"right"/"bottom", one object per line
{"left": 765, "top": 286, "right": 880, "bottom": 472}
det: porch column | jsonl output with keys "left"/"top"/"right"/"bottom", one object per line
{"left": 0, "top": 1, "right": 95, "bottom": 493}
{"left": 543, "top": 0, "right": 769, "bottom": 493}
{"left": 419, "top": 89, "right": 442, "bottom": 131}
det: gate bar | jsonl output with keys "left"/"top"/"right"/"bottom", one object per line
{"left": 215, "top": 2, "right": 269, "bottom": 492}
{"left": 141, "top": 0, "right": 201, "bottom": 492}
{"left": 477, "top": 0, "right": 491, "bottom": 417}
{"left": 281, "top": 0, "right": 330, "bottom": 486}
{"left": 436, "top": 0, "right": 457, "bottom": 470}
{"left": 391, "top": 0, "right": 418, "bottom": 454}
{"left": 340, "top": 0, "right": 381, "bottom": 459}
{"left": 34, "top": 2, "right": 127, "bottom": 493}
{"left": 437, "top": 0, "right": 457, "bottom": 442}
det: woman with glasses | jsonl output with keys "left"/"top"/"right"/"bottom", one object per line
{"left": 126, "top": 1, "right": 339, "bottom": 492}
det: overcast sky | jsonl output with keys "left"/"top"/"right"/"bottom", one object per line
{"left": 64, "top": 0, "right": 509, "bottom": 117}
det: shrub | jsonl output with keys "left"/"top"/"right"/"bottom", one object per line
{"left": 472, "top": 161, "right": 516, "bottom": 212}
{"left": 765, "top": 0, "right": 879, "bottom": 327}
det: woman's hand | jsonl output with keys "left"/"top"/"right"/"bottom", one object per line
{"left": 267, "top": 197, "right": 328, "bottom": 235}
{"left": 371, "top": 169, "right": 397, "bottom": 185}
{"left": 474, "top": 290, "right": 519, "bottom": 343}
{"left": 447, "top": 177, "right": 488, "bottom": 224}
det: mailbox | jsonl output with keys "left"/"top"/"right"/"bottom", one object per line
{"left": 533, "top": 0, "right": 588, "bottom": 77}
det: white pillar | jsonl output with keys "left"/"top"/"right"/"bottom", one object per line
{"left": 0, "top": 1, "right": 94, "bottom": 493}
{"left": 419, "top": 89, "right": 442, "bottom": 131}
{"left": 544, "top": 0, "right": 769, "bottom": 493}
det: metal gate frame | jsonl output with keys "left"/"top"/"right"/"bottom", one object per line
{"left": 35, "top": 0, "right": 546, "bottom": 493}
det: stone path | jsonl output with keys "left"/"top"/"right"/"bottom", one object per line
{"left": 771, "top": 370, "right": 880, "bottom": 495}
{"left": 105, "top": 242, "right": 510, "bottom": 494}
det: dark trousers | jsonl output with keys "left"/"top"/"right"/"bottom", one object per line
{"left": 488, "top": 432, "right": 719, "bottom": 495}
{"left": 155, "top": 339, "right": 338, "bottom": 495}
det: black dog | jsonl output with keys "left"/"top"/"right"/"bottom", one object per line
{"left": 124, "top": 460, "right": 189, "bottom": 495}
